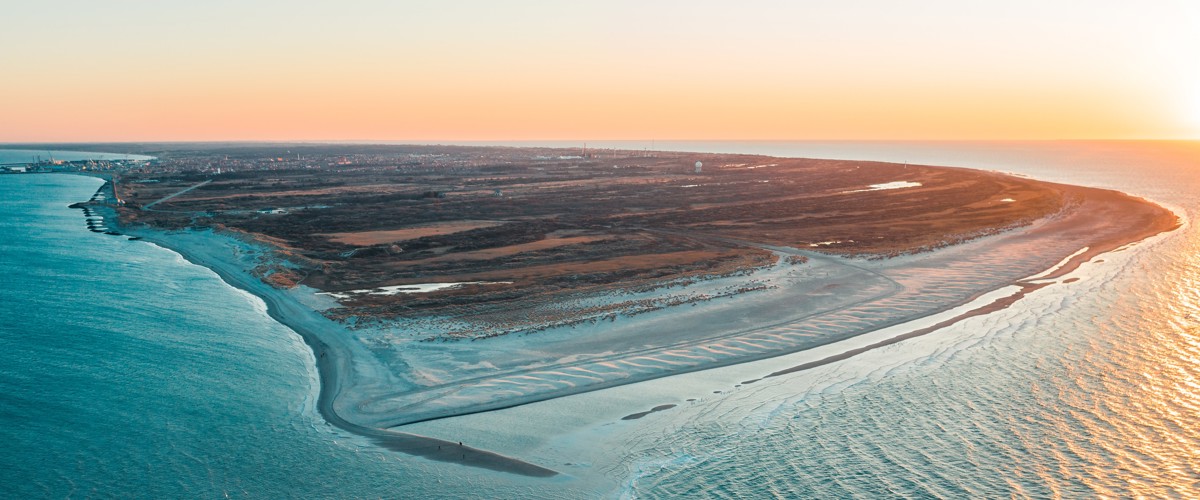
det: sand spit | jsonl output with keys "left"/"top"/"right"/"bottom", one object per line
{"left": 761, "top": 281, "right": 1053, "bottom": 380}
{"left": 621, "top": 404, "right": 678, "bottom": 421}
{"left": 348, "top": 184, "right": 1177, "bottom": 429}
{"left": 93, "top": 170, "right": 1177, "bottom": 476}
{"left": 112, "top": 226, "right": 558, "bottom": 477}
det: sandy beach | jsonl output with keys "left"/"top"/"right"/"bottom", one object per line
{"left": 116, "top": 226, "right": 558, "bottom": 477}
{"left": 11, "top": 3, "right": 1200, "bottom": 495}
{"left": 99, "top": 169, "right": 1178, "bottom": 476}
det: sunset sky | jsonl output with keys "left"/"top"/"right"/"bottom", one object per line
{"left": 2, "top": 1, "right": 1198, "bottom": 142}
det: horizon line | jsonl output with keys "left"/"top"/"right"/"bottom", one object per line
{"left": 3, "top": 137, "right": 1199, "bottom": 146}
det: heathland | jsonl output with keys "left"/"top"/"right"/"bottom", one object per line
{"left": 43, "top": 143, "right": 1176, "bottom": 474}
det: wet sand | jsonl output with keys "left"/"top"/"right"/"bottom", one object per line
{"left": 762, "top": 281, "right": 1053, "bottom": 379}
{"left": 622, "top": 404, "right": 678, "bottom": 420}
{"left": 757, "top": 184, "right": 1179, "bottom": 380}
{"left": 119, "top": 226, "right": 559, "bottom": 477}
{"left": 97, "top": 168, "right": 1177, "bottom": 477}
{"left": 353, "top": 183, "right": 1178, "bottom": 429}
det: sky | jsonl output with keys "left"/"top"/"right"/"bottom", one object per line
{"left": 2, "top": 1, "right": 1198, "bottom": 142}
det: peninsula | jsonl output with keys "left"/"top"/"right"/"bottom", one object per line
{"left": 50, "top": 143, "right": 1177, "bottom": 475}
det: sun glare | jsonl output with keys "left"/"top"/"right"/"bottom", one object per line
{"left": 1190, "top": 93, "right": 1200, "bottom": 133}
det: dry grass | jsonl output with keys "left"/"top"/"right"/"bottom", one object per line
{"left": 321, "top": 220, "right": 503, "bottom": 246}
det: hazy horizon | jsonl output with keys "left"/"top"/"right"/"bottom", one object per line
{"left": 4, "top": 1, "right": 1198, "bottom": 142}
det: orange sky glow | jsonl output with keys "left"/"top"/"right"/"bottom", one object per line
{"left": 2, "top": 1, "right": 1198, "bottom": 142}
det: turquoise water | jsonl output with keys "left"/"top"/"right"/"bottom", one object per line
{"left": 2, "top": 143, "right": 1198, "bottom": 498}
{"left": 0, "top": 173, "right": 568, "bottom": 497}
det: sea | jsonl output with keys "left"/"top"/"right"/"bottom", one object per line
{"left": 1, "top": 142, "right": 1197, "bottom": 498}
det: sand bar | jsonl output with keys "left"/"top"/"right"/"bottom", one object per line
{"left": 98, "top": 166, "right": 1178, "bottom": 475}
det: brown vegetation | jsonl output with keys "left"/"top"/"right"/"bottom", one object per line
{"left": 115, "top": 144, "right": 1067, "bottom": 334}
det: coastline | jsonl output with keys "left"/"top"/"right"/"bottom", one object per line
{"left": 119, "top": 226, "right": 560, "bottom": 477}
{"left": 351, "top": 180, "right": 1179, "bottom": 429}
{"left": 78, "top": 165, "right": 1179, "bottom": 476}
{"left": 399, "top": 191, "right": 1186, "bottom": 491}
{"left": 62, "top": 170, "right": 559, "bottom": 476}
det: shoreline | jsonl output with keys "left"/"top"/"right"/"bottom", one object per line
{"left": 400, "top": 198, "right": 1185, "bottom": 489}
{"left": 354, "top": 182, "right": 1179, "bottom": 429}
{"left": 63, "top": 176, "right": 559, "bottom": 477}
{"left": 68, "top": 164, "right": 1180, "bottom": 477}
{"left": 121, "top": 226, "right": 560, "bottom": 478}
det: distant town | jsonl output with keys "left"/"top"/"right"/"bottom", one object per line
{"left": 0, "top": 154, "right": 149, "bottom": 174}
{"left": 0, "top": 144, "right": 622, "bottom": 177}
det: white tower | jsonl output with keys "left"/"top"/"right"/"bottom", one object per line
{"left": 694, "top": 161, "right": 703, "bottom": 173}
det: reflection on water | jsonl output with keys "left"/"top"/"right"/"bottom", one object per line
{"left": 1084, "top": 248, "right": 1200, "bottom": 497}
{"left": 2, "top": 142, "right": 1198, "bottom": 497}
{"left": 622, "top": 141, "right": 1200, "bottom": 497}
